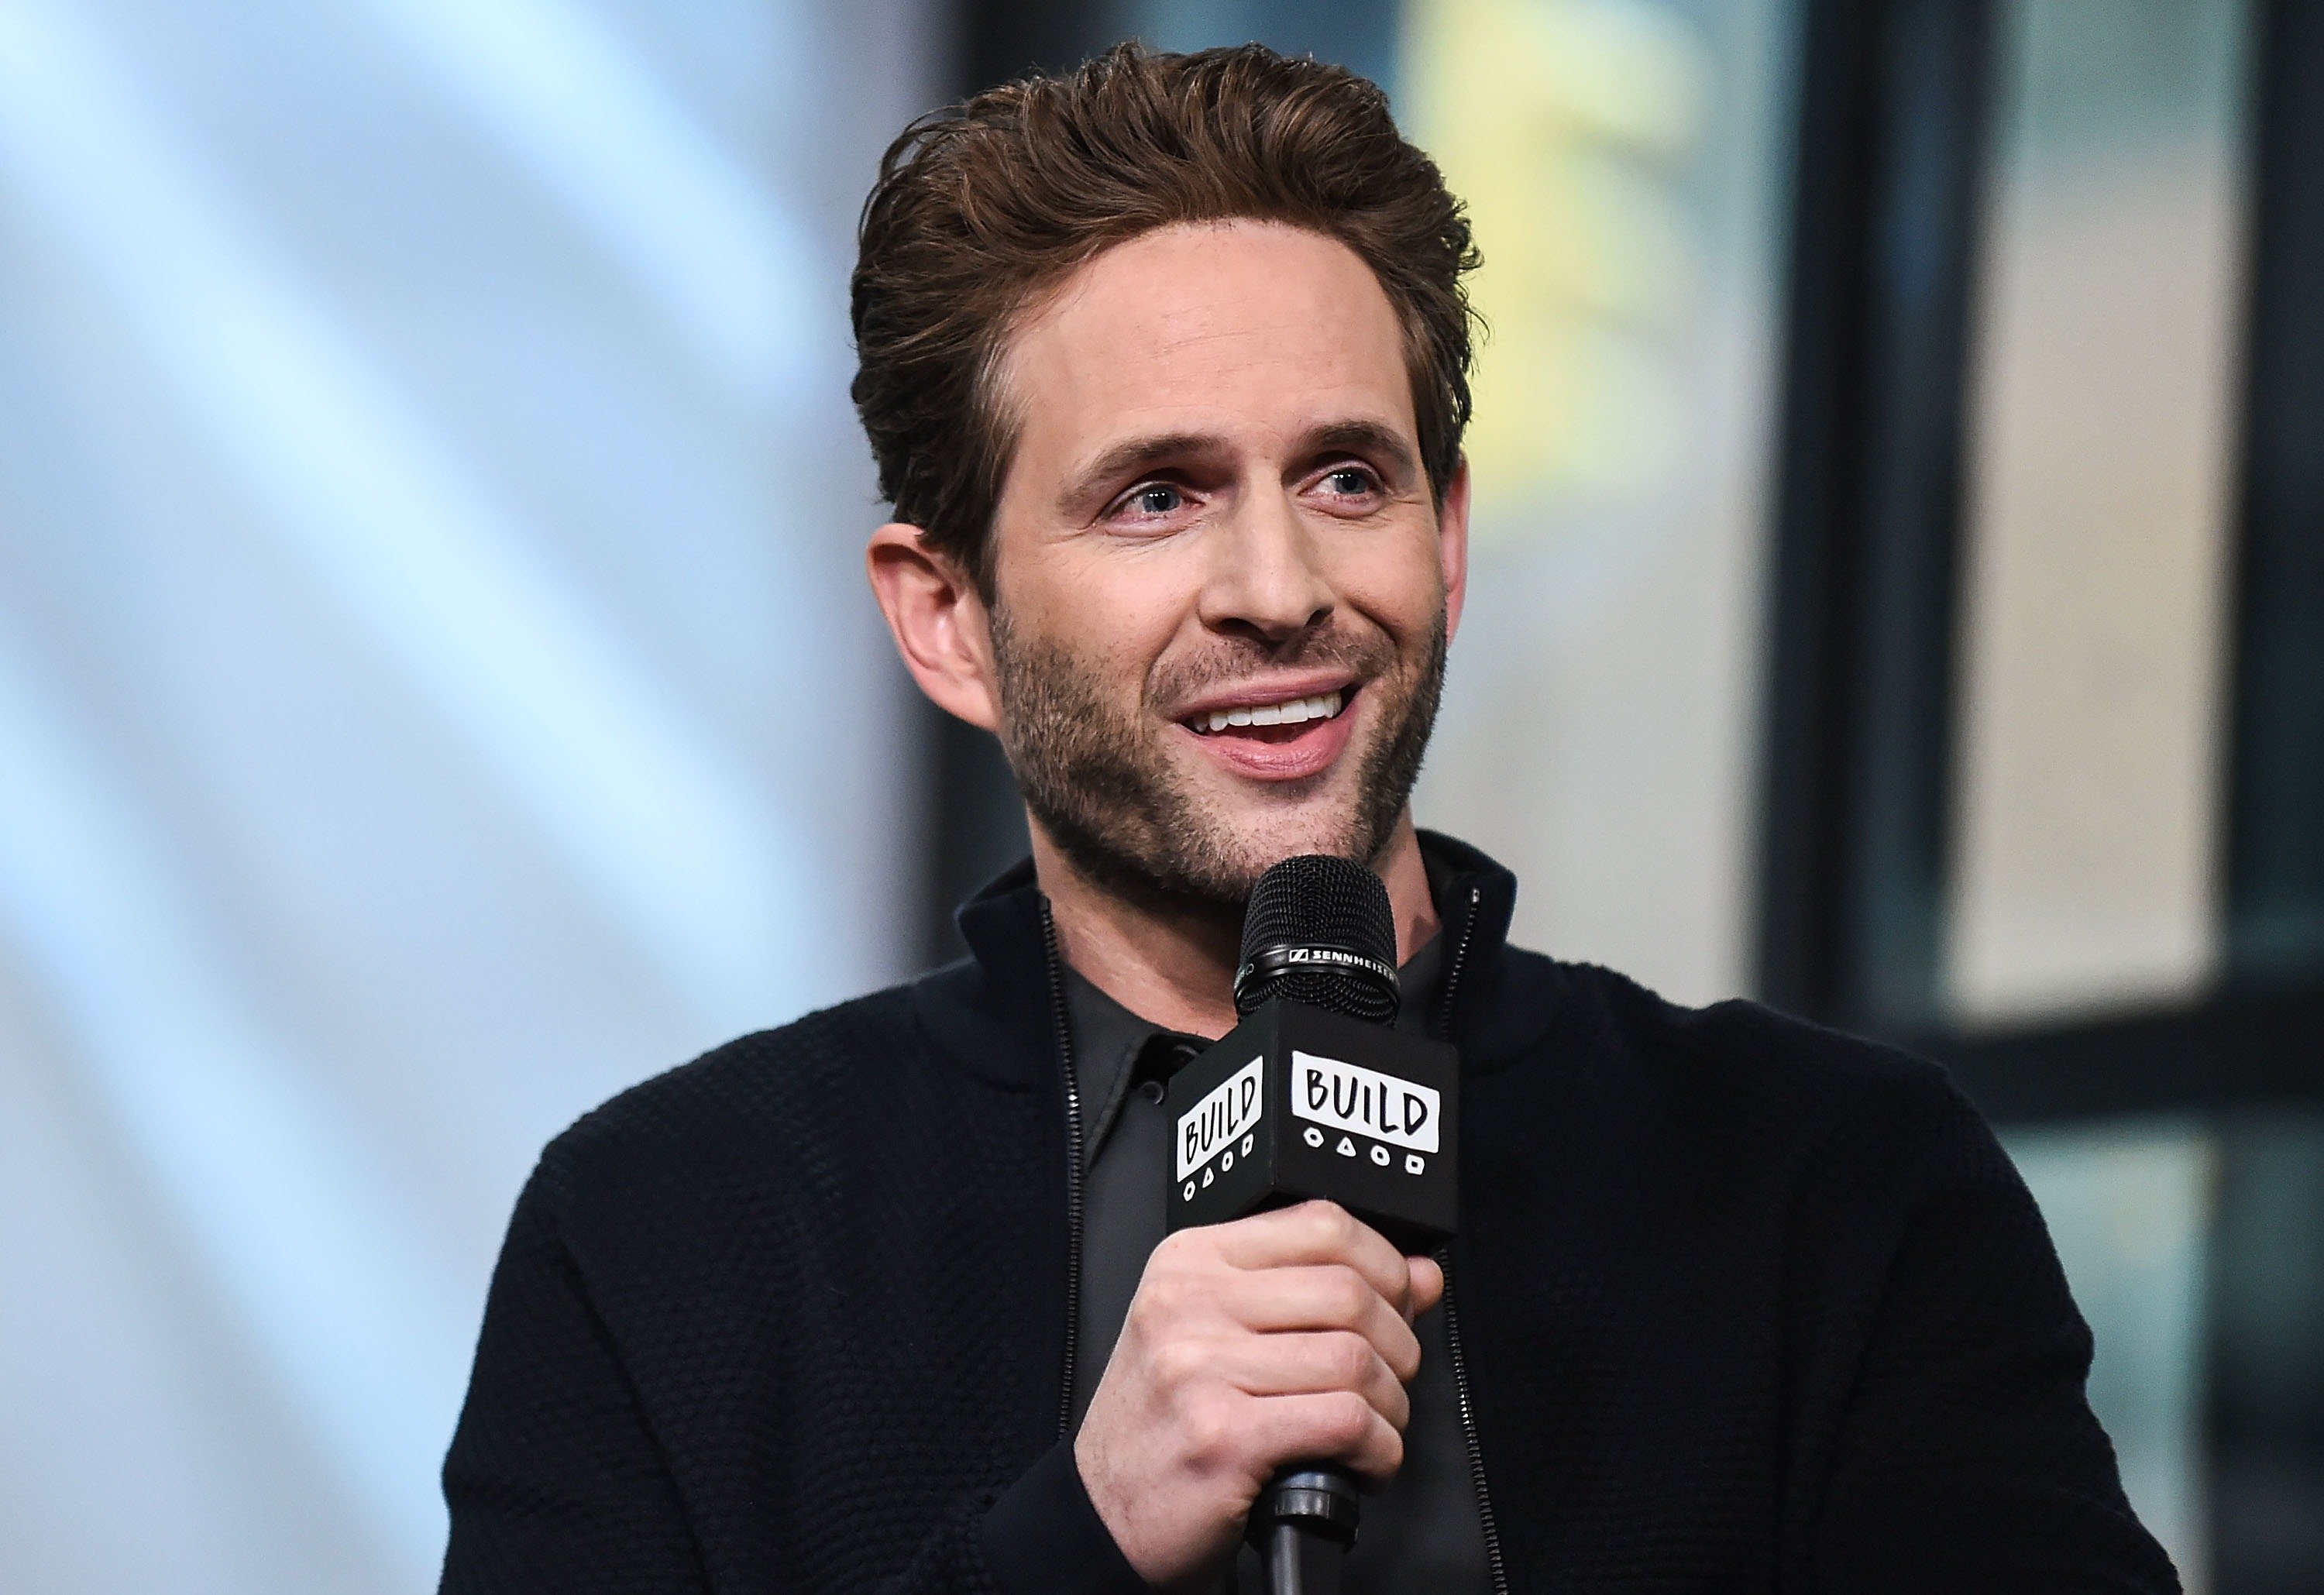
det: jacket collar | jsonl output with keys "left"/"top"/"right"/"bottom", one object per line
{"left": 928, "top": 831, "right": 1545, "bottom": 1088}
{"left": 1414, "top": 829, "right": 1555, "bottom": 1071}
{"left": 907, "top": 856, "right": 1057, "bottom": 1091}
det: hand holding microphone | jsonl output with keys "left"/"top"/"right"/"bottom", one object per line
{"left": 1074, "top": 1201, "right": 1442, "bottom": 1586}
{"left": 1074, "top": 856, "right": 1461, "bottom": 1592}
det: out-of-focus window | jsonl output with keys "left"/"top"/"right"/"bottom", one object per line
{"left": 1126, "top": 0, "right": 1398, "bottom": 102}
{"left": 2223, "top": 5, "right": 2324, "bottom": 994}
{"left": 1748, "top": 1, "right": 2322, "bottom": 1588}
{"left": 1402, "top": 0, "right": 1800, "bottom": 1006}
{"left": 2009, "top": 1109, "right": 2324, "bottom": 1594}
{"left": 2006, "top": 1119, "right": 2217, "bottom": 1580}
{"left": 0, "top": 4, "right": 934, "bottom": 1592}
{"left": 1946, "top": 0, "right": 2254, "bottom": 1025}
{"left": 2206, "top": 1114, "right": 2324, "bottom": 1590}
{"left": 1944, "top": 14, "right": 2262, "bottom": 1584}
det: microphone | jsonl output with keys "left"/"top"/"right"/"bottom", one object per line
{"left": 1164, "top": 855, "right": 1460, "bottom": 1595}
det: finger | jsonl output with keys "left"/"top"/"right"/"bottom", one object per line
{"left": 1205, "top": 1330, "right": 1411, "bottom": 1429}
{"left": 1405, "top": 1254, "right": 1445, "bottom": 1318}
{"left": 1221, "top": 1265, "right": 1422, "bottom": 1380}
{"left": 1210, "top": 1202, "right": 1414, "bottom": 1311}
{"left": 1243, "top": 1390, "right": 1406, "bottom": 1483}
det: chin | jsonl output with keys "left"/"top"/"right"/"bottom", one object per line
{"left": 1208, "top": 802, "right": 1381, "bottom": 877}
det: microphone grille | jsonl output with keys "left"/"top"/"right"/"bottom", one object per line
{"left": 1235, "top": 855, "right": 1399, "bottom": 1022}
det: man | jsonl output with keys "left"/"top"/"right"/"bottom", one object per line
{"left": 440, "top": 43, "right": 2178, "bottom": 1593}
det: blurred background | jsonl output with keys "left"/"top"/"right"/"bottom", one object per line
{"left": 0, "top": 0, "right": 2315, "bottom": 1590}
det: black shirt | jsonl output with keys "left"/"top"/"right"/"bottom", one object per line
{"left": 1061, "top": 931, "right": 1494, "bottom": 1591}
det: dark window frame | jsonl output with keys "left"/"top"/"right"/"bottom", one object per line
{"left": 1758, "top": 9, "right": 2324, "bottom": 1581}
{"left": 1755, "top": 0, "right": 2324, "bottom": 1126}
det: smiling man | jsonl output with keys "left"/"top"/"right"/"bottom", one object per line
{"left": 439, "top": 44, "right": 2178, "bottom": 1595}
{"left": 871, "top": 215, "right": 1457, "bottom": 1038}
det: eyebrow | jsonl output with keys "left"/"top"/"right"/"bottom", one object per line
{"left": 1058, "top": 419, "right": 1422, "bottom": 518}
{"left": 1059, "top": 431, "right": 1226, "bottom": 517}
{"left": 1303, "top": 420, "right": 1421, "bottom": 486}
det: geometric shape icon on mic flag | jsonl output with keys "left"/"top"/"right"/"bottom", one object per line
{"left": 1165, "top": 996, "right": 1459, "bottom": 1253}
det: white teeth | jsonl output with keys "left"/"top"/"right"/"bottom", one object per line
{"left": 1191, "top": 689, "right": 1347, "bottom": 734}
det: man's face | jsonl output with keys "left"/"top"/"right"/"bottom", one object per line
{"left": 981, "top": 219, "right": 1465, "bottom": 913}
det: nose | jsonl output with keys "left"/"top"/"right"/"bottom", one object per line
{"left": 1198, "top": 484, "right": 1334, "bottom": 645}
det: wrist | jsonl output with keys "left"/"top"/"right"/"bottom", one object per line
{"left": 983, "top": 1437, "right": 1152, "bottom": 1595}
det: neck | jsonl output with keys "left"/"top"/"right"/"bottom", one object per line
{"left": 1030, "top": 814, "right": 1441, "bottom": 1040}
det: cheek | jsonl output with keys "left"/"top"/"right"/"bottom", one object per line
{"left": 1014, "top": 552, "right": 1189, "bottom": 694}
{"left": 1341, "top": 536, "right": 1448, "bottom": 639}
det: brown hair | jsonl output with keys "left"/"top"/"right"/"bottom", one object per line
{"left": 850, "top": 42, "right": 1480, "bottom": 595}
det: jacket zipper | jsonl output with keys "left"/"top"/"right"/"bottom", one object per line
{"left": 1435, "top": 884, "right": 1509, "bottom": 1595}
{"left": 1039, "top": 900, "right": 1087, "bottom": 1442}
{"left": 1432, "top": 882, "right": 1483, "bottom": 1040}
{"left": 1439, "top": 1249, "right": 1508, "bottom": 1593}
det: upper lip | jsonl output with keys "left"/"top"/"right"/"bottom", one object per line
{"left": 1167, "top": 672, "right": 1359, "bottom": 724}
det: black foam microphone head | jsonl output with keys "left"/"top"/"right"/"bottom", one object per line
{"left": 1233, "top": 854, "right": 1400, "bottom": 1023}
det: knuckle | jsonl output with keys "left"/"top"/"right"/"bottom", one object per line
{"left": 1144, "top": 1236, "right": 1195, "bottom": 1284}
{"left": 1153, "top": 1228, "right": 1202, "bottom": 1265}
{"left": 1150, "top": 1335, "right": 1205, "bottom": 1387}
{"left": 1323, "top": 1331, "right": 1373, "bottom": 1387}
{"left": 1322, "top": 1391, "right": 1372, "bottom": 1449}
{"left": 1147, "top": 1232, "right": 1209, "bottom": 1289}
{"left": 1181, "top": 1391, "right": 1236, "bottom": 1464}
{"left": 1140, "top": 1262, "right": 1208, "bottom": 1317}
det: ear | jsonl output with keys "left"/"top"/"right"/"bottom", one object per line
{"left": 1438, "top": 455, "right": 1471, "bottom": 644}
{"left": 865, "top": 523, "right": 1002, "bottom": 731}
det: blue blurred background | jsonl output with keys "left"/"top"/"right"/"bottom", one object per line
{"left": 0, "top": 2, "right": 932, "bottom": 1586}
{"left": 2, "top": 2, "right": 2318, "bottom": 1591}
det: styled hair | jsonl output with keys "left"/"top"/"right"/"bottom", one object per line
{"left": 850, "top": 42, "right": 1480, "bottom": 594}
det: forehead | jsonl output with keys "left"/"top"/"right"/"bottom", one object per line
{"left": 998, "top": 220, "right": 1416, "bottom": 486}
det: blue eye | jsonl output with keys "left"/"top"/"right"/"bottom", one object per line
{"left": 1324, "top": 467, "right": 1373, "bottom": 496}
{"left": 1129, "top": 484, "right": 1182, "bottom": 517}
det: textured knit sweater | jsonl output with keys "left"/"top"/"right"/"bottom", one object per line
{"left": 439, "top": 832, "right": 2179, "bottom": 1593}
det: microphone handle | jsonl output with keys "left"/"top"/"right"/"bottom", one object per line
{"left": 1252, "top": 1464, "right": 1360, "bottom": 1593}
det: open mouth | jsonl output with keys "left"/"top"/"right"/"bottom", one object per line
{"left": 1182, "top": 687, "right": 1351, "bottom": 741}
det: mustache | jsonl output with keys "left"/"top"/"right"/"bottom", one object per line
{"left": 1146, "top": 627, "right": 1397, "bottom": 715}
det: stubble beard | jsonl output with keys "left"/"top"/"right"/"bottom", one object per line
{"left": 986, "top": 605, "right": 1448, "bottom": 921}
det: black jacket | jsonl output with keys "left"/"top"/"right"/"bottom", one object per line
{"left": 440, "top": 834, "right": 2178, "bottom": 1593}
